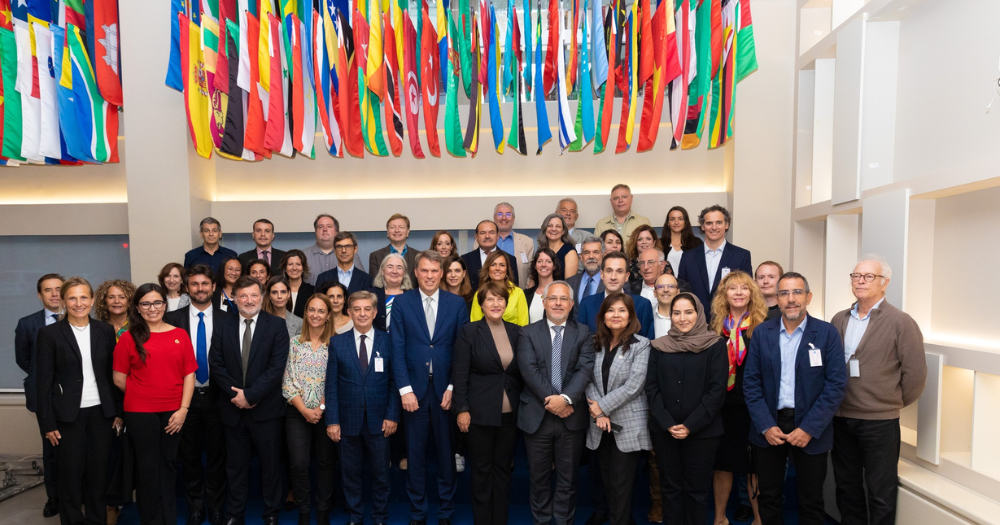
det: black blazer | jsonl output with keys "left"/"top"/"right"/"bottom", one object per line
{"left": 369, "top": 287, "right": 389, "bottom": 332}
{"left": 208, "top": 311, "right": 290, "bottom": 426}
{"left": 452, "top": 320, "right": 523, "bottom": 427}
{"left": 35, "top": 319, "right": 121, "bottom": 434}
{"left": 461, "top": 249, "right": 520, "bottom": 290}
{"left": 676, "top": 243, "right": 753, "bottom": 316}
{"left": 290, "top": 282, "right": 316, "bottom": 318}
{"left": 314, "top": 267, "right": 375, "bottom": 296}
{"left": 238, "top": 247, "right": 287, "bottom": 274}
{"left": 15, "top": 310, "right": 47, "bottom": 412}
{"left": 369, "top": 245, "right": 419, "bottom": 284}
{"left": 164, "top": 305, "right": 229, "bottom": 388}
{"left": 516, "top": 318, "right": 594, "bottom": 434}
{"left": 645, "top": 338, "right": 728, "bottom": 439}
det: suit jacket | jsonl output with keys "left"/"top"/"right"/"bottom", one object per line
{"left": 389, "top": 290, "right": 469, "bottom": 401}
{"left": 676, "top": 242, "right": 753, "bottom": 314}
{"left": 369, "top": 287, "right": 390, "bottom": 332}
{"left": 15, "top": 310, "right": 47, "bottom": 412}
{"left": 326, "top": 329, "right": 402, "bottom": 436}
{"left": 452, "top": 320, "right": 523, "bottom": 427}
{"left": 566, "top": 272, "right": 605, "bottom": 300}
{"left": 585, "top": 336, "right": 651, "bottom": 453}
{"left": 743, "top": 315, "right": 848, "bottom": 454}
{"left": 314, "top": 267, "right": 375, "bottom": 295}
{"left": 506, "top": 232, "right": 536, "bottom": 288}
{"left": 577, "top": 291, "right": 655, "bottom": 340}
{"left": 209, "top": 311, "right": 291, "bottom": 426}
{"left": 164, "top": 306, "right": 229, "bottom": 394}
{"left": 238, "top": 247, "right": 287, "bottom": 274}
{"left": 461, "top": 249, "right": 520, "bottom": 290}
{"left": 645, "top": 339, "right": 728, "bottom": 439}
{"left": 516, "top": 318, "right": 595, "bottom": 434}
{"left": 369, "top": 245, "right": 419, "bottom": 284}
{"left": 290, "top": 282, "right": 316, "bottom": 318}
{"left": 35, "top": 320, "right": 121, "bottom": 433}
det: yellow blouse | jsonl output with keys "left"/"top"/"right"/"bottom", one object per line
{"left": 469, "top": 283, "right": 530, "bottom": 326}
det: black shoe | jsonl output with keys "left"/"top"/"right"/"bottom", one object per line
{"left": 734, "top": 504, "right": 754, "bottom": 522}
{"left": 283, "top": 499, "right": 297, "bottom": 512}
{"left": 187, "top": 510, "right": 205, "bottom": 525}
{"left": 209, "top": 512, "right": 225, "bottom": 525}
{"left": 347, "top": 522, "right": 363, "bottom": 525}
{"left": 297, "top": 512, "right": 310, "bottom": 525}
{"left": 263, "top": 516, "right": 279, "bottom": 525}
{"left": 223, "top": 518, "right": 244, "bottom": 525}
{"left": 409, "top": 520, "right": 426, "bottom": 525}
{"left": 585, "top": 512, "right": 609, "bottom": 525}
{"left": 438, "top": 520, "right": 451, "bottom": 525}
{"left": 43, "top": 498, "right": 59, "bottom": 517}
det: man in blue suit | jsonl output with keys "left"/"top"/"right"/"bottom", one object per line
{"left": 327, "top": 290, "right": 401, "bottom": 525}
{"left": 744, "top": 272, "right": 847, "bottom": 525}
{"left": 314, "top": 232, "right": 374, "bottom": 294}
{"left": 676, "top": 205, "right": 752, "bottom": 317}
{"left": 577, "top": 252, "right": 654, "bottom": 339}
{"left": 390, "top": 251, "right": 470, "bottom": 525}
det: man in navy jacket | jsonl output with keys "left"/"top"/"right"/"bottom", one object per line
{"left": 676, "top": 205, "right": 752, "bottom": 318}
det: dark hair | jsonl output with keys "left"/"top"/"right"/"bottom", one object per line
{"left": 475, "top": 220, "right": 499, "bottom": 234}
{"left": 662, "top": 206, "right": 703, "bottom": 251}
{"left": 313, "top": 214, "right": 340, "bottom": 231}
{"left": 440, "top": 255, "right": 474, "bottom": 301}
{"left": 625, "top": 224, "right": 662, "bottom": 260}
{"left": 280, "top": 249, "right": 311, "bottom": 280}
{"left": 253, "top": 218, "right": 274, "bottom": 230}
{"left": 600, "top": 229, "right": 624, "bottom": 249}
{"left": 157, "top": 263, "right": 187, "bottom": 295}
{"left": 477, "top": 280, "right": 511, "bottom": 307}
{"left": 698, "top": 204, "right": 732, "bottom": 227}
{"left": 323, "top": 282, "right": 350, "bottom": 315}
{"left": 199, "top": 217, "right": 221, "bottom": 230}
{"left": 671, "top": 293, "right": 698, "bottom": 313}
{"left": 594, "top": 293, "right": 640, "bottom": 352}
{"left": 479, "top": 250, "right": 515, "bottom": 287}
{"left": 37, "top": 273, "right": 65, "bottom": 293}
{"left": 778, "top": 272, "right": 811, "bottom": 293}
{"left": 333, "top": 231, "right": 358, "bottom": 246}
{"left": 233, "top": 275, "right": 263, "bottom": 295}
{"left": 601, "top": 251, "right": 630, "bottom": 271}
{"left": 127, "top": 283, "right": 166, "bottom": 362}
{"left": 246, "top": 259, "right": 272, "bottom": 281}
{"left": 215, "top": 256, "right": 244, "bottom": 291}
{"left": 537, "top": 213, "right": 573, "bottom": 250}
{"left": 185, "top": 264, "right": 215, "bottom": 284}
{"left": 262, "top": 276, "right": 291, "bottom": 315}
{"left": 529, "top": 248, "right": 562, "bottom": 287}
{"left": 430, "top": 230, "right": 458, "bottom": 257}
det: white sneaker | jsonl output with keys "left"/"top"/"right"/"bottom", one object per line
{"left": 455, "top": 454, "right": 466, "bottom": 473}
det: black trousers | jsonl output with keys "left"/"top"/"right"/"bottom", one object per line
{"left": 753, "top": 411, "right": 828, "bottom": 525}
{"left": 56, "top": 405, "right": 113, "bottom": 525}
{"left": 125, "top": 411, "right": 182, "bottom": 525}
{"left": 596, "top": 433, "right": 642, "bottom": 525}
{"left": 286, "top": 408, "right": 339, "bottom": 515}
{"left": 178, "top": 387, "right": 227, "bottom": 517}
{"left": 39, "top": 421, "right": 59, "bottom": 501}
{"left": 224, "top": 415, "right": 284, "bottom": 519}
{"left": 832, "top": 417, "right": 901, "bottom": 525}
{"left": 651, "top": 428, "right": 718, "bottom": 525}
{"left": 466, "top": 413, "right": 518, "bottom": 525}
{"left": 523, "top": 413, "right": 586, "bottom": 525}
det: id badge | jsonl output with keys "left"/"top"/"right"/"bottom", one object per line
{"left": 809, "top": 349, "right": 823, "bottom": 367}
{"left": 374, "top": 357, "right": 384, "bottom": 373}
{"left": 520, "top": 252, "right": 529, "bottom": 264}
{"left": 849, "top": 358, "right": 860, "bottom": 378}
{"left": 720, "top": 267, "right": 731, "bottom": 279}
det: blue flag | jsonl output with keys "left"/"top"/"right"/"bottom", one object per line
{"left": 165, "top": 0, "right": 186, "bottom": 91}
{"left": 591, "top": 0, "right": 608, "bottom": 90}
{"left": 533, "top": 4, "right": 551, "bottom": 154}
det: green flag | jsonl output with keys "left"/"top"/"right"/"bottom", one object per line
{"left": 444, "top": 10, "right": 466, "bottom": 157}
{"left": 0, "top": 22, "right": 23, "bottom": 161}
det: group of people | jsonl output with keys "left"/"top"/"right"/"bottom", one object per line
{"left": 14, "top": 183, "right": 927, "bottom": 525}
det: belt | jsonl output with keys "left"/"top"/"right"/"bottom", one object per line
{"left": 194, "top": 386, "right": 212, "bottom": 395}
{"left": 777, "top": 408, "right": 795, "bottom": 418}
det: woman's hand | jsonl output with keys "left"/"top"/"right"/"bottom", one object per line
{"left": 165, "top": 407, "right": 188, "bottom": 434}
{"left": 457, "top": 412, "right": 471, "bottom": 433}
{"left": 44, "top": 430, "right": 61, "bottom": 446}
{"left": 587, "top": 399, "right": 603, "bottom": 418}
{"left": 668, "top": 424, "right": 690, "bottom": 440}
{"left": 596, "top": 415, "right": 612, "bottom": 432}
{"left": 112, "top": 417, "right": 123, "bottom": 436}
{"left": 301, "top": 405, "right": 323, "bottom": 424}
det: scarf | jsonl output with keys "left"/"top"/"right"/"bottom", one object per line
{"left": 650, "top": 293, "right": 720, "bottom": 354}
{"left": 722, "top": 312, "right": 751, "bottom": 391}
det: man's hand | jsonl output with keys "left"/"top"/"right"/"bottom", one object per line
{"left": 587, "top": 399, "right": 603, "bottom": 418}
{"left": 556, "top": 405, "right": 574, "bottom": 418}
{"left": 231, "top": 387, "right": 252, "bottom": 409}
{"left": 764, "top": 426, "right": 788, "bottom": 446}
{"left": 786, "top": 428, "right": 813, "bottom": 448}
{"left": 44, "top": 430, "right": 61, "bottom": 446}
{"left": 401, "top": 392, "right": 419, "bottom": 412}
{"left": 544, "top": 395, "right": 569, "bottom": 415}
{"left": 668, "top": 424, "right": 690, "bottom": 440}
{"left": 327, "top": 424, "right": 341, "bottom": 442}
{"left": 382, "top": 420, "right": 398, "bottom": 437}
{"left": 440, "top": 390, "right": 453, "bottom": 411}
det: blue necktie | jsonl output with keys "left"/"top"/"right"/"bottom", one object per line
{"left": 582, "top": 275, "right": 594, "bottom": 300}
{"left": 196, "top": 312, "right": 209, "bottom": 384}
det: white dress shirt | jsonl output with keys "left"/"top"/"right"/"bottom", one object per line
{"left": 705, "top": 240, "right": 728, "bottom": 287}
{"left": 353, "top": 326, "right": 375, "bottom": 360}
{"left": 190, "top": 305, "right": 214, "bottom": 386}
{"left": 44, "top": 308, "right": 61, "bottom": 326}
{"left": 240, "top": 312, "right": 261, "bottom": 353}
{"left": 399, "top": 289, "right": 452, "bottom": 396}
{"left": 479, "top": 248, "right": 494, "bottom": 265}
{"left": 843, "top": 298, "right": 884, "bottom": 362}
{"left": 640, "top": 282, "right": 657, "bottom": 309}
{"left": 72, "top": 324, "right": 101, "bottom": 408}
{"left": 653, "top": 307, "right": 672, "bottom": 339}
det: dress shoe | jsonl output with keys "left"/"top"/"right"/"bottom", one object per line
{"left": 209, "top": 512, "right": 225, "bottom": 525}
{"left": 222, "top": 518, "right": 245, "bottom": 525}
{"left": 42, "top": 498, "right": 59, "bottom": 518}
{"left": 439, "top": 519, "right": 451, "bottom": 525}
{"left": 297, "top": 512, "right": 310, "bottom": 525}
{"left": 263, "top": 516, "right": 279, "bottom": 525}
{"left": 187, "top": 510, "right": 205, "bottom": 525}
{"left": 646, "top": 504, "right": 663, "bottom": 524}
{"left": 316, "top": 512, "right": 332, "bottom": 525}
{"left": 734, "top": 504, "right": 754, "bottom": 522}
{"left": 585, "top": 512, "right": 609, "bottom": 525}
{"left": 408, "top": 520, "right": 426, "bottom": 525}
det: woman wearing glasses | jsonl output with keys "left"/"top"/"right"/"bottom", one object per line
{"left": 113, "top": 283, "right": 197, "bottom": 525}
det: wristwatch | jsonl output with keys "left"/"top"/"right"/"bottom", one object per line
{"left": 320, "top": 404, "right": 326, "bottom": 410}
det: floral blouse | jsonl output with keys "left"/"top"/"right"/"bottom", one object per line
{"left": 281, "top": 336, "right": 330, "bottom": 409}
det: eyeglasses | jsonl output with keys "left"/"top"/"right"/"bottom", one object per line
{"left": 335, "top": 243, "right": 357, "bottom": 251}
{"left": 495, "top": 212, "right": 513, "bottom": 218}
{"left": 849, "top": 273, "right": 884, "bottom": 283}
{"left": 776, "top": 290, "right": 807, "bottom": 298}
{"left": 654, "top": 284, "right": 678, "bottom": 290}
{"left": 138, "top": 301, "right": 166, "bottom": 310}
{"left": 637, "top": 261, "right": 661, "bottom": 267}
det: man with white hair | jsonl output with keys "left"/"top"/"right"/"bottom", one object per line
{"left": 830, "top": 255, "right": 927, "bottom": 525}
{"left": 493, "top": 202, "right": 535, "bottom": 287}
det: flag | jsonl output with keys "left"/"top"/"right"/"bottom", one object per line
{"left": 567, "top": 0, "right": 578, "bottom": 91}
{"left": 614, "top": 4, "right": 637, "bottom": 153}
{"left": 462, "top": 10, "right": 481, "bottom": 156}
{"left": 443, "top": 11, "right": 464, "bottom": 158}
{"left": 259, "top": 0, "right": 275, "bottom": 92}
{"left": 32, "top": 22, "right": 61, "bottom": 159}
{"left": 181, "top": 14, "right": 214, "bottom": 158}
{"left": 93, "top": 0, "right": 122, "bottom": 106}
{"left": 458, "top": 0, "right": 472, "bottom": 96}
{"left": 299, "top": 9, "right": 317, "bottom": 159}
{"left": 591, "top": 0, "right": 607, "bottom": 89}
{"left": 487, "top": 5, "right": 504, "bottom": 153}
{"left": 669, "top": 0, "right": 694, "bottom": 149}
{"left": 366, "top": 0, "right": 385, "bottom": 99}
{"left": 244, "top": 12, "right": 268, "bottom": 158}
{"left": 637, "top": 0, "right": 652, "bottom": 85}
{"left": 383, "top": 10, "right": 403, "bottom": 156}
{"left": 637, "top": 0, "right": 677, "bottom": 152}
{"left": 262, "top": 13, "right": 288, "bottom": 153}
{"left": 568, "top": 5, "right": 593, "bottom": 152}
{"left": 12, "top": 1, "right": 41, "bottom": 162}
{"left": 680, "top": 0, "right": 713, "bottom": 149}
{"left": 215, "top": 0, "right": 234, "bottom": 95}
{"left": 337, "top": 10, "right": 364, "bottom": 157}
{"left": 555, "top": 2, "right": 576, "bottom": 151}
{"left": 420, "top": 5, "right": 440, "bottom": 157}
{"left": 166, "top": 0, "right": 186, "bottom": 91}
{"left": 289, "top": 14, "right": 305, "bottom": 154}
{"left": 532, "top": 2, "right": 551, "bottom": 155}
{"left": 593, "top": 0, "right": 616, "bottom": 153}
{"left": 52, "top": 25, "right": 78, "bottom": 162}
{"left": 707, "top": 0, "right": 756, "bottom": 148}
{"left": 218, "top": 18, "right": 246, "bottom": 158}
{"left": 355, "top": 13, "right": 388, "bottom": 157}
{"left": 0, "top": 0, "right": 23, "bottom": 161}
{"left": 505, "top": 70, "right": 527, "bottom": 155}
{"left": 436, "top": 0, "right": 448, "bottom": 91}
{"left": 402, "top": 11, "right": 424, "bottom": 158}
{"left": 64, "top": 24, "right": 119, "bottom": 162}
{"left": 200, "top": 0, "right": 225, "bottom": 149}
{"left": 542, "top": 0, "right": 557, "bottom": 95}
{"left": 522, "top": 0, "right": 532, "bottom": 99}
{"left": 478, "top": 0, "right": 489, "bottom": 94}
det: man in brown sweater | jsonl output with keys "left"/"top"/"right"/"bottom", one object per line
{"left": 830, "top": 256, "right": 927, "bottom": 525}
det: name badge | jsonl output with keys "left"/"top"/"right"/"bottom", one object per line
{"left": 374, "top": 356, "right": 384, "bottom": 373}
{"left": 720, "top": 267, "right": 731, "bottom": 279}
{"left": 520, "top": 252, "right": 529, "bottom": 264}
{"left": 849, "top": 358, "right": 860, "bottom": 378}
{"left": 809, "top": 348, "right": 823, "bottom": 367}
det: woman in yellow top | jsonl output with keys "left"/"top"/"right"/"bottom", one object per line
{"left": 469, "top": 251, "right": 529, "bottom": 326}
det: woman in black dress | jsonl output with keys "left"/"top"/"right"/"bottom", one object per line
{"left": 536, "top": 213, "right": 578, "bottom": 281}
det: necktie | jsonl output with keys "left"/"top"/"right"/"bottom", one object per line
{"left": 262, "top": 250, "right": 270, "bottom": 264}
{"left": 48, "top": 313, "right": 58, "bottom": 325}
{"left": 425, "top": 297, "right": 435, "bottom": 340}
{"left": 582, "top": 275, "right": 594, "bottom": 300}
{"left": 551, "top": 326, "right": 564, "bottom": 393}
{"left": 241, "top": 319, "right": 252, "bottom": 382}
{"left": 359, "top": 335, "right": 368, "bottom": 374}
{"left": 196, "top": 313, "right": 209, "bottom": 383}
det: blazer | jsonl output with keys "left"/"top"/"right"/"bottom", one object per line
{"left": 314, "top": 267, "right": 375, "bottom": 296}
{"left": 452, "top": 320, "right": 523, "bottom": 427}
{"left": 676, "top": 242, "right": 753, "bottom": 315}
{"left": 208, "top": 311, "right": 291, "bottom": 426}
{"left": 283, "top": 313, "right": 303, "bottom": 340}
{"left": 578, "top": 291, "right": 655, "bottom": 340}
{"left": 326, "top": 329, "right": 402, "bottom": 436}
{"left": 290, "top": 282, "right": 316, "bottom": 318}
{"left": 566, "top": 272, "right": 606, "bottom": 300}
{"left": 164, "top": 306, "right": 229, "bottom": 393}
{"left": 507, "top": 232, "right": 536, "bottom": 288}
{"left": 389, "top": 289, "right": 469, "bottom": 401}
{"left": 238, "top": 247, "right": 287, "bottom": 274}
{"left": 15, "top": 310, "right": 47, "bottom": 412}
{"left": 369, "top": 287, "right": 390, "bottom": 332}
{"left": 461, "top": 248, "right": 520, "bottom": 290}
{"left": 516, "top": 318, "right": 595, "bottom": 434}
{"left": 743, "top": 315, "right": 848, "bottom": 454}
{"left": 645, "top": 338, "right": 728, "bottom": 439}
{"left": 585, "top": 336, "right": 651, "bottom": 453}
{"left": 369, "top": 245, "right": 419, "bottom": 284}
{"left": 35, "top": 319, "right": 121, "bottom": 434}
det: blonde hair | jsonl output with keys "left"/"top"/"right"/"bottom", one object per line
{"left": 710, "top": 271, "right": 767, "bottom": 336}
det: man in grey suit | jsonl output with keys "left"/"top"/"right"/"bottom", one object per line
{"left": 517, "top": 281, "right": 595, "bottom": 525}
{"left": 565, "top": 237, "right": 605, "bottom": 302}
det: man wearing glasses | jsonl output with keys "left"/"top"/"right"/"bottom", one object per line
{"left": 743, "top": 272, "right": 847, "bottom": 525}
{"left": 315, "top": 232, "right": 374, "bottom": 294}
{"left": 830, "top": 257, "right": 926, "bottom": 525}
{"left": 493, "top": 202, "right": 535, "bottom": 287}
{"left": 184, "top": 217, "right": 238, "bottom": 273}
{"left": 631, "top": 248, "right": 668, "bottom": 309}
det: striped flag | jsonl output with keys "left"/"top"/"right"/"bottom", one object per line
{"left": 166, "top": 0, "right": 186, "bottom": 91}
{"left": 706, "top": 0, "right": 756, "bottom": 148}
{"left": 533, "top": 1, "right": 551, "bottom": 154}
{"left": 63, "top": 24, "right": 118, "bottom": 163}
{"left": 591, "top": 0, "right": 607, "bottom": 90}
{"left": 522, "top": 0, "right": 532, "bottom": 100}
{"left": 383, "top": 10, "right": 404, "bottom": 156}
{"left": 637, "top": 0, "right": 678, "bottom": 152}
{"left": 218, "top": 18, "right": 246, "bottom": 159}
{"left": 463, "top": 9, "right": 481, "bottom": 156}
{"left": 366, "top": 0, "right": 385, "bottom": 99}
{"left": 593, "top": 0, "right": 616, "bottom": 154}
{"left": 93, "top": 0, "right": 122, "bottom": 106}
{"left": 669, "top": 0, "right": 694, "bottom": 149}
{"left": 614, "top": 3, "right": 637, "bottom": 153}
{"left": 181, "top": 13, "right": 214, "bottom": 158}
{"left": 542, "top": 0, "right": 557, "bottom": 95}
{"left": 443, "top": 9, "right": 465, "bottom": 158}
{"left": 1, "top": 0, "right": 24, "bottom": 161}
{"left": 555, "top": 1, "right": 576, "bottom": 151}
{"left": 402, "top": 11, "right": 424, "bottom": 158}
{"left": 487, "top": 4, "right": 504, "bottom": 153}
{"left": 420, "top": 4, "right": 440, "bottom": 157}
{"left": 568, "top": 4, "right": 594, "bottom": 152}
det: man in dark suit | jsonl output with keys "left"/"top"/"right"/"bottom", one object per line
{"left": 565, "top": 236, "right": 605, "bottom": 302}
{"left": 743, "top": 272, "right": 847, "bottom": 525}
{"left": 315, "top": 232, "right": 374, "bottom": 294}
{"left": 15, "top": 273, "right": 64, "bottom": 517}
{"left": 237, "top": 218, "right": 286, "bottom": 274}
{"left": 327, "top": 290, "right": 401, "bottom": 525}
{"left": 165, "top": 265, "right": 229, "bottom": 525}
{"left": 369, "top": 214, "right": 419, "bottom": 283}
{"left": 676, "top": 205, "right": 752, "bottom": 316}
{"left": 209, "top": 276, "right": 290, "bottom": 525}
{"left": 577, "top": 252, "right": 655, "bottom": 340}
{"left": 390, "top": 251, "right": 469, "bottom": 525}
{"left": 517, "top": 280, "right": 595, "bottom": 525}
{"left": 461, "top": 220, "right": 519, "bottom": 289}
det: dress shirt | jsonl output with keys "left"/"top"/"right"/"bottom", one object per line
{"left": 578, "top": 271, "right": 601, "bottom": 300}
{"left": 72, "top": 324, "right": 101, "bottom": 408}
{"left": 399, "top": 289, "right": 453, "bottom": 396}
{"left": 239, "top": 312, "right": 261, "bottom": 353}
{"left": 843, "top": 298, "right": 884, "bottom": 362}
{"left": 528, "top": 293, "right": 545, "bottom": 323}
{"left": 190, "top": 305, "right": 214, "bottom": 386}
{"left": 704, "top": 240, "right": 728, "bottom": 288}
{"left": 338, "top": 265, "right": 355, "bottom": 289}
{"left": 184, "top": 245, "right": 238, "bottom": 272}
{"left": 256, "top": 247, "right": 273, "bottom": 263}
{"left": 653, "top": 307, "right": 671, "bottom": 339}
{"left": 353, "top": 327, "right": 375, "bottom": 360}
{"left": 390, "top": 244, "right": 408, "bottom": 256}
{"left": 640, "top": 281, "right": 657, "bottom": 309}
{"left": 479, "top": 248, "right": 494, "bottom": 265}
{"left": 497, "top": 232, "right": 515, "bottom": 257}
{"left": 44, "top": 308, "right": 60, "bottom": 325}
{"left": 303, "top": 243, "right": 339, "bottom": 285}
{"left": 778, "top": 316, "right": 807, "bottom": 410}
{"left": 545, "top": 319, "right": 574, "bottom": 406}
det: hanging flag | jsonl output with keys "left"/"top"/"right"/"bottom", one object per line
{"left": 93, "top": 0, "right": 122, "bottom": 106}
{"left": 681, "top": 0, "right": 711, "bottom": 149}
{"left": 383, "top": 10, "right": 403, "bottom": 156}
{"left": 64, "top": 24, "right": 119, "bottom": 162}
{"left": 215, "top": 0, "right": 235, "bottom": 95}
{"left": 486, "top": 4, "right": 504, "bottom": 153}
{"left": 338, "top": 10, "right": 364, "bottom": 157}
{"left": 299, "top": 8, "right": 317, "bottom": 159}
{"left": 542, "top": 0, "right": 557, "bottom": 96}
{"left": 181, "top": 13, "right": 214, "bottom": 158}
{"left": 593, "top": 0, "right": 616, "bottom": 154}
{"left": 259, "top": 0, "right": 275, "bottom": 93}
{"left": 52, "top": 25, "right": 79, "bottom": 162}
{"left": 443, "top": 10, "right": 465, "bottom": 158}
{"left": 314, "top": 9, "right": 334, "bottom": 155}
{"left": 200, "top": 0, "right": 225, "bottom": 149}
{"left": 457, "top": 0, "right": 472, "bottom": 96}
{"left": 420, "top": 5, "right": 440, "bottom": 157}
{"left": 436, "top": 0, "right": 448, "bottom": 92}
{"left": 31, "top": 21, "right": 60, "bottom": 160}
{"left": 0, "top": 0, "right": 23, "bottom": 161}
{"left": 522, "top": 0, "right": 532, "bottom": 100}
{"left": 263, "top": 13, "right": 287, "bottom": 152}
{"left": 244, "top": 12, "right": 268, "bottom": 158}
{"left": 366, "top": 0, "right": 385, "bottom": 99}
{"left": 613, "top": 3, "right": 636, "bottom": 153}
{"left": 532, "top": 2, "right": 551, "bottom": 154}
{"left": 637, "top": 0, "right": 678, "bottom": 152}
{"left": 355, "top": 12, "right": 389, "bottom": 157}
{"left": 218, "top": 18, "right": 246, "bottom": 158}
{"left": 669, "top": 0, "right": 694, "bottom": 149}
{"left": 12, "top": 1, "right": 41, "bottom": 162}
{"left": 462, "top": 10, "right": 481, "bottom": 156}
{"left": 402, "top": 11, "right": 424, "bottom": 158}
{"left": 166, "top": 0, "right": 186, "bottom": 91}
{"left": 289, "top": 14, "right": 305, "bottom": 153}
{"left": 554, "top": 2, "right": 576, "bottom": 151}
{"left": 707, "top": 0, "right": 756, "bottom": 148}
{"left": 591, "top": 0, "right": 607, "bottom": 90}
{"left": 637, "top": 0, "right": 652, "bottom": 86}
{"left": 567, "top": 0, "right": 578, "bottom": 92}
{"left": 568, "top": 4, "right": 594, "bottom": 152}
{"left": 478, "top": 0, "right": 489, "bottom": 95}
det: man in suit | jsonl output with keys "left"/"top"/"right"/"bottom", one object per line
{"left": 237, "top": 218, "right": 286, "bottom": 274}
{"left": 518, "top": 280, "right": 595, "bottom": 525}
{"left": 743, "top": 272, "right": 847, "bottom": 525}
{"left": 327, "top": 290, "right": 401, "bottom": 525}
{"left": 185, "top": 217, "right": 239, "bottom": 272}
{"left": 577, "top": 252, "right": 654, "bottom": 340}
{"left": 369, "top": 214, "right": 419, "bottom": 283}
{"left": 676, "top": 205, "right": 752, "bottom": 316}
{"left": 15, "top": 273, "right": 64, "bottom": 517}
{"left": 390, "top": 251, "right": 469, "bottom": 525}
{"left": 315, "top": 232, "right": 375, "bottom": 294}
{"left": 565, "top": 236, "right": 604, "bottom": 302}
{"left": 493, "top": 202, "right": 536, "bottom": 287}
{"left": 165, "top": 264, "right": 229, "bottom": 525}
{"left": 209, "top": 276, "right": 290, "bottom": 525}
{"left": 462, "top": 220, "right": 519, "bottom": 290}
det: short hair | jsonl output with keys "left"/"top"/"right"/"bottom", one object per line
{"left": 557, "top": 197, "right": 578, "bottom": 210}
{"left": 543, "top": 280, "right": 574, "bottom": 302}
{"left": 778, "top": 272, "right": 811, "bottom": 294}
{"left": 348, "top": 290, "right": 378, "bottom": 309}
{"left": 475, "top": 220, "right": 499, "bottom": 234}
{"left": 638, "top": 248, "right": 666, "bottom": 262}
{"left": 477, "top": 280, "right": 511, "bottom": 307}
{"left": 253, "top": 218, "right": 274, "bottom": 230}
{"left": 858, "top": 253, "right": 892, "bottom": 281}
{"left": 199, "top": 217, "right": 221, "bottom": 230}
{"left": 60, "top": 277, "right": 93, "bottom": 301}
{"left": 756, "top": 261, "right": 785, "bottom": 277}
{"left": 698, "top": 205, "right": 732, "bottom": 227}
{"left": 186, "top": 264, "right": 215, "bottom": 283}
{"left": 610, "top": 184, "right": 631, "bottom": 194}
{"left": 233, "top": 275, "right": 263, "bottom": 294}
{"left": 280, "top": 249, "right": 311, "bottom": 280}
{"left": 157, "top": 263, "right": 187, "bottom": 294}
{"left": 313, "top": 214, "right": 340, "bottom": 231}
{"left": 601, "top": 251, "right": 630, "bottom": 271}
{"left": 37, "top": 273, "right": 65, "bottom": 293}
{"left": 94, "top": 279, "right": 137, "bottom": 322}
{"left": 581, "top": 235, "right": 603, "bottom": 248}
{"left": 387, "top": 213, "right": 410, "bottom": 229}
{"left": 334, "top": 231, "right": 358, "bottom": 246}
{"left": 493, "top": 202, "right": 515, "bottom": 216}
{"left": 415, "top": 250, "right": 444, "bottom": 269}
